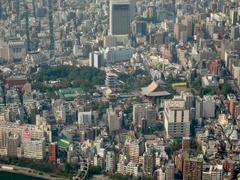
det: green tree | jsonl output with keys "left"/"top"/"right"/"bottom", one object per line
{"left": 33, "top": 65, "right": 106, "bottom": 94}
{"left": 168, "top": 139, "right": 182, "bottom": 154}
{"left": 88, "top": 165, "right": 102, "bottom": 175}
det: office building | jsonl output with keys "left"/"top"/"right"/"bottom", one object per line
{"left": 154, "top": 168, "right": 166, "bottom": 180}
{"left": 78, "top": 111, "right": 93, "bottom": 128}
{"left": 174, "top": 23, "right": 186, "bottom": 42}
{"left": 202, "top": 165, "right": 223, "bottom": 180}
{"left": 183, "top": 16, "right": 194, "bottom": 39}
{"left": 133, "top": 103, "right": 146, "bottom": 126}
{"left": 93, "top": 155, "right": 105, "bottom": 169}
{"left": 183, "top": 156, "right": 203, "bottom": 180}
{"left": 231, "top": 26, "right": 239, "bottom": 39}
{"left": 23, "top": 138, "right": 46, "bottom": 160}
{"left": 107, "top": 107, "right": 120, "bottom": 131}
{"left": 155, "top": 163, "right": 175, "bottom": 180}
{"left": 125, "top": 138, "right": 145, "bottom": 163}
{"left": 125, "top": 161, "right": 139, "bottom": 176}
{"left": 0, "top": 131, "right": 8, "bottom": 149}
{"left": 230, "top": 9, "right": 238, "bottom": 25}
{"left": 52, "top": 100, "right": 66, "bottom": 124}
{"left": 104, "top": 35, "right": 130, "bottom": 47}
{"left": 131, "top": 20, "right": 147, "bottom": 36}
{"left": 195, "top": 96, "right": 216, "bottom": 120}
{"left": 117, "top": 160, "right": 139, "bottom": 177}
{"left": 0, "top": 121, "right": 51, "bottom": 143}
{"left": 49, "top": 142, "right": 58, "bottom": 162}
{"left": 110, "top": 0, "right": 135, "bottom": 35}
{"left": 180, "top": 91, "right": 195, "bottom": 109}
{"left": 163, "top": 98, "right": 190, "bottom": 138}
{"left": 104, "top": 47, "right": 132, "bottom": 64}
{"left": 7, "top": 40, "right": 26, "bottom": 61}
{"left": 143, "top": 152, "right": 154, "bottom": 175}
{"left": 207, "top": 59, "right": 220, "bottom": 75}
{"left": 166, "top": 163, "right": 175, "bottom": 180}
{"left": 227, "top": 94, "right": 239, "bottom": 118}
{"left": 133, "top": 103, "right": 156, "bottom": 128}
{"left": 7, "top": 133, "right": 20, "bottom": 157}
{"left": 89, "top": 51, "right": 103, "bottom": 68}
{"left": 106, "top": 151, "right": 116, "bottom": 173}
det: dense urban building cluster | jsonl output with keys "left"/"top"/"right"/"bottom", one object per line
{"left": 0, "top": 0, "right": 239, "bottom": 179}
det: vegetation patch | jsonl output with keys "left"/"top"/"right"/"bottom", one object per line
{"left": 33, "top": 65, "right": 106, "bottom": 94}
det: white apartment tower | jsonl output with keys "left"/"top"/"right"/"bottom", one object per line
{"left": 163, "top": 98, "right": 190, "bottom": 138}
{"left": 89, "top": 51, "right": 103, "bottom": 68}
{"left": 23, "top": 138, "right": 46, "bottom": 160}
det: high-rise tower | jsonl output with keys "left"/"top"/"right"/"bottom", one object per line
{"left": 109, "top": 0, "right": 135, "bottom": 35}
{"left": 0, "top": 0, "right": 2, "bottom": 20}
{"left": 24, "top": 0, "right": 30, "bottom": 51}
{"left": 48, "top": 0, "right": 54, "bottom": 56}
{"left": 32, "top": 0, "right": 36, "bottom": 19}
{"left": 15, "top": 0, "right": 20, "bottom": 22}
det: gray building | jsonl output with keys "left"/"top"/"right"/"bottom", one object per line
{"left": 110, "top": 0, "right": 135, "bottom": 35}
{"left": 230, "top": 25, "right": 239, "bottom": 40}
{"left": 133, "top": 103, "right": 156, "bottom": 128}
{"left": 106, "top": 151, "right": 116, "bottom": 173}
{"left": 143, "top": 152, "right": 154, "bottom": 175}
{"left": 230, "top": 9, "right": 238, "bottom": 26}
{"left": 166, "top": 163, "right": 175, "bottom": 180}
{"left": 195, "top": 96, "right": 216, "bottom": 120}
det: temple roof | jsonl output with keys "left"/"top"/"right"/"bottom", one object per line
{"left": 141, "top": 81, "right": 171, "bottom": 97}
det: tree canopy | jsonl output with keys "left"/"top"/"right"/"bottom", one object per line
{"left": 118, "top": 69, "right": 152, "bottom": 91}
{"left": 33, "top": 65, "right": 106, "bottom": 93}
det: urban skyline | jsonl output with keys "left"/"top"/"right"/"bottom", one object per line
{"left": 0, "top": 0, "right": 239, "bottom": 180}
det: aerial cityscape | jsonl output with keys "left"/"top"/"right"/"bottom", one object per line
{"left": 0, "top": 0, "right": 239, "bottom": 179}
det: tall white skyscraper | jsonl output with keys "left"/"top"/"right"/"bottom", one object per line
{"left": 163, "top": 98, "right": 190, "bottom": 138}
{"left": 89, "top": 51, "right": 103, "bottom": 68}
{"left": 109, "top": 0, "right": 135, "bottom": 35}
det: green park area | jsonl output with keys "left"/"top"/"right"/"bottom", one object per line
{"left": 33, "top": 65, "right": 106, "bottom": 94}
{"left": 57, "top": 134, "right": 71, "bottom": 150}
{"left": 55, "top": 88, "right": 85, "bottom": 101}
